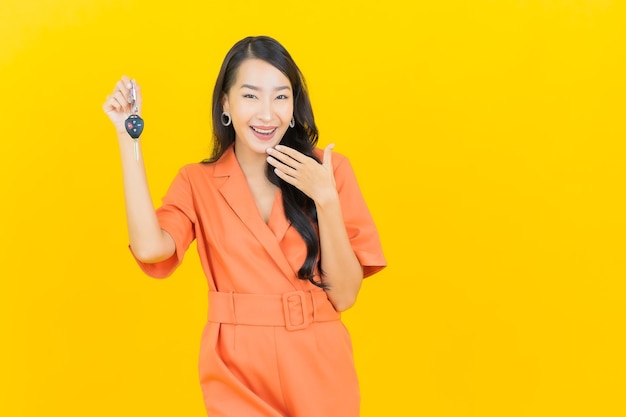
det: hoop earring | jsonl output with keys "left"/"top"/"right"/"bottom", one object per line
{"left": 221, "top": 112, "right": 232, "bottom": 127}
{"left": 289, "top": 117, "right": 295, "bottom": 128}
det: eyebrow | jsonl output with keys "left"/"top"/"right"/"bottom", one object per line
{"left": 240, "top": 84, "right": 291, "bottom": 91}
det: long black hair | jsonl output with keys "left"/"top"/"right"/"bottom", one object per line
{"left": 203, "top": 36, "right": 323, "bottom": 287}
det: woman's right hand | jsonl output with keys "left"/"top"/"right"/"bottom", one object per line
{"left": 102, "top": 75, "right": 143, "bottom": 135}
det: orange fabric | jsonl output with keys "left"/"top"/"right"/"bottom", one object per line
{"left": 133, "top": 145, "right": 386, "bottom": 416}
{"left": 208, "top": 290, "right": 341, "bottom": 330}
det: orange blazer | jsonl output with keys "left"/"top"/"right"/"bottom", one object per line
{"left": 133, "top": 145, "right": 386, "bottom": 417}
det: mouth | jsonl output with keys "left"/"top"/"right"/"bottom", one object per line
{"left": 251, "top": 126, "right": 277, "bottom": 135}
{"left": 250, "top": 126, "right": 279, "bottom": 142}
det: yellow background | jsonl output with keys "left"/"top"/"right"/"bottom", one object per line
{"left": 1, "top": 0, "right": 625, "bottom": 416}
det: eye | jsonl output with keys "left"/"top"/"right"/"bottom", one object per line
{"left": 243, "top": 93, "right": 257, "bottom": 99}
{"left": 276, "top": 94, "right": 289, "bottom": 100}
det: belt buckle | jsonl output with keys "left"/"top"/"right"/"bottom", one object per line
{"left": 282, "top": 291, "right": 311, "bottom": 331}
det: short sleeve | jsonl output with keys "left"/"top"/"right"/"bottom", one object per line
{"left": 334, "top": 155, "right": 387, "bottom": 278}
{"left": 131, "top": 166, "right": 197, "bottom": 278}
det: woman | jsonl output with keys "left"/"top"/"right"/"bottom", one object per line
{"left": 103, "top": 35, "right": 386, "bottom": 417}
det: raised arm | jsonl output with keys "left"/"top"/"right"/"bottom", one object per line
{"left": 266, "top": 144, "right": 363, "bottom": 311}
{"left": 102, "top": 76, "right": 175, "bottom": 263}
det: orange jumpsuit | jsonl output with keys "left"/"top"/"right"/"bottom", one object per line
{"left": 133, "top": 145, "right": 386, "bottom": 416}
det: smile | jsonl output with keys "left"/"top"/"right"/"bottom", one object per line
{"left": 251, "top": 126, "right": 277, "bottom": 135}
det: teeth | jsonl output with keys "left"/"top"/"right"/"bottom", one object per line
{"left": 252, "top": 127, "right": 275, "bottom": 134}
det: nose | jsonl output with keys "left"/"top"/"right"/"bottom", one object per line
{"left": 257, "top": 98, "right": 273, "bottom": 122}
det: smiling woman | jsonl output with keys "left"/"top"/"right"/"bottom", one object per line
{"left": 222, "top": 59, "right": 294, "bottom": 160}
{"left": 101, "top": 35, "right": 386, "bottom": 417}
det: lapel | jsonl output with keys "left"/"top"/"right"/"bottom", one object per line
{"left": 267, "top": 190, "right": 290, "bottom": 242}
{"left": 213, "top": 147, "right": 297, "bottom": 287}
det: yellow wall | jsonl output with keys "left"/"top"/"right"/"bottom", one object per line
{"left": 1, "top": 1, "right": 625, "bottom": 416}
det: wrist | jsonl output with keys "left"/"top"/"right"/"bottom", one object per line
{"left": 314, "top": 190, "right": 340, "bottom": 211}
{"left": 116, "top": 130, "right": 136, "bottom": 142}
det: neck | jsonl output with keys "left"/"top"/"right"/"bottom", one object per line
{"left": 233, "top": 143, "right": 268, "bottom": 179}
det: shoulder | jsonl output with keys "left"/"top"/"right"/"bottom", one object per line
{"left": 176, "top": 149, "right": 236, "bottom": 182}
{"left": 177, "top": 162, "right": 213, "bottom": 177}
{"left": 167, "top": 162, "right": 218, "bottom": 191}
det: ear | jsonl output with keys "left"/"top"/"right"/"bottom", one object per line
{"left": 221, "top": 94, "right": 230, "bottom": 113}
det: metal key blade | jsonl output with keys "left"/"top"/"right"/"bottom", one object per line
{"left": 133, "top": 139, "right": 139, "bottom": 161}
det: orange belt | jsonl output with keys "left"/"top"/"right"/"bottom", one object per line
{"left": 208, "top": 290, "right": 340, "bottom": 331}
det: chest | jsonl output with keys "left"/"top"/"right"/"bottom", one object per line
{"left": 247, "top": 180, "right": 279, "bottom": 224}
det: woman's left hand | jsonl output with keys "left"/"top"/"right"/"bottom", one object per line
{"left": 266, "top": 143, "right": 337, "bottom": 204}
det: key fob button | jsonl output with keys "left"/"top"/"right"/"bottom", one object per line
{"left": 125, "top": 114, "right": 144, "bottom": 138}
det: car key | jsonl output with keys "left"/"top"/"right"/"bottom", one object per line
{"left": 124, "top": 81, "right": 144, "bottom": 161}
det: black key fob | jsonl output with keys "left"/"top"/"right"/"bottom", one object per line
{"left": 125, "top": 114, "right": 144, "bottom": 139}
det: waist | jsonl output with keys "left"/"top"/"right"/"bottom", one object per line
{"left": 208, "top": 290, "right": 340, "bottom": 331}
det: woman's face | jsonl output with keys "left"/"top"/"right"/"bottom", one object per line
{"left": 223, "top": 58, "right": 294, "bottom": 160}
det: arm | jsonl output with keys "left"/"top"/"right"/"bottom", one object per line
{"left": 266, "top": 144, "right": 362, "bottom": 311}
{"left": 314, "top": 187, "right": 364, "bottom": 311}
{"left": 102, "top": 76, "right": 175, "bottom": 263}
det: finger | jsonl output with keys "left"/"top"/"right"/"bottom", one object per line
{"left": 267, "top": 156, "right": 299, "bottom": 178}
{"left": 132, "top": 79, "right": 143, "bottom": 114}
{"left": 103, "top": 76, "right": 134, "bottom": 115}
{"left": 323, "top": 143, "right": 335, "bottom": 168}
{"left": 103, "top": 93, "right": 127, "bottom": 113}
{"left": 114, "top": 79, "right": 130, "bottom": 101}
{"left": 102, "top": 95, "right": 117, "bottom": 112}
{"left": 267, "top": 147, "right": 301, "bottom": 169}
{"left": 272, "top": 166, "right": 298, "bottom": 186}
{"left": 273, "top": 145, "right": 305, "bottom": 163}
{"left": 109, "top": 89, "right": 131, "bottom": 113}
{"left": 121, "top": 75, "right": 132, "bottom": 89}
{"left": 114, "top": 76, "right": 134, "bottom": 103}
